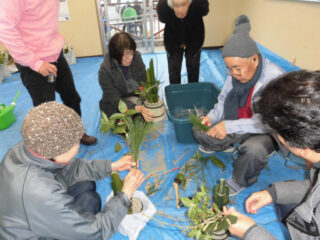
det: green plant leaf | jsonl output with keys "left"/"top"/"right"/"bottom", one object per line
{"left": 195, "top": 150, "right": 202, "bottom": 161}
{"left": 101, "top": 111, "right": 109, "bottom": 123}
{"left": 100, "top": 124, "right": 111, "bottom": 134}
{"left": 110, "top": 113, "right": 124, "bottom": 120}
{"left": 200, "top": 183, "right": 207, "bottom": 194}
{"left": 188, "top": 207, "right": 197, "bottom": 219}
{"left": 195, "top": 191, "right": 206, "bottom": 200}
{"left": 212, "top": 202, "right": 221, "bottom": 213}
{"left": 181, "top": 197, "right": 195, "bottom": 208}
{"left": 125, "top": 109, "right": 138, "bottom": 116}
{"left": 226, "top": 214, "right": 238, "bottom": 224}
{"left": 175, "top": 173, "right": 187, "bottom": 189}
{"left": 208, "top": 156, "right": 226, "bottom": 170}
{"left": 112, "top": 127, "right": 127, "bottom": 134}
{"left": 117, "top": 121, "right": 125, "bottom": 127}
{"left": 118, "top": 99, "right": 127, "bottom": 113}
{"left": 196, "top": 230, "right": 201, "bottom": 240}
{"left": 215, "top": 218, "right": 230, "bottom": 232}
{"left": 187, "top": 229, "right": 198, "bottom": 238}
{"left": 114, "top": 142, "right": 122, "bottom": 152}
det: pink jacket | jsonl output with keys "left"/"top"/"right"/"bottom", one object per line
{"left": 0, "top": 0, "right": 65, "bottom": 72}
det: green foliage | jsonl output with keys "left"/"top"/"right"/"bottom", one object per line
{"left": 214, "top": 178, "right": 229, "bottom": 210}
{"left": 125, "top": 116, "right": 154, "bottom": 162}
{"left": 111, "top": 172, "right": 124, "bottom": 195}
{"left": 189, "top": 114, "right": 210, "bottom": 132}
{"left": 0, "top": 51, "right": 9, "bottom": 65}
{"left": 99, "top": 99, "right": 137, "bottom": 135}
{"left": 135, "top": 59, "right": 160, "bottom": 103}
{"left": 114, "top": 142, "right": 122, "bottom": 152}
{"left": 181, "top": 182, "right": 237, "bottom": 240}
{"left": 175, "top": 173, "right": 187, "bottom": 189}
{"left": 99, "top": 99, "right": 154, "bottom": 164}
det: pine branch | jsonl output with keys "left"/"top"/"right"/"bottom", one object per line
{"left": 189, "top": 114, "right": 210, "bottom": 132}
{"left": 124, "top": 116, "right": 154, "bottom": 164}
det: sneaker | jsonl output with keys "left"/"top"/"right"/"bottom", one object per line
{"left": 198, "top": 145, "right": 235, "bottom": 154}
{"left": 226, "top": 178, "right": 245, "bottom": 197}
{"left": 198, "top": 145, "right": 215, "bottom": 154}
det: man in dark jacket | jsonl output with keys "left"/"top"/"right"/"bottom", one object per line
{"left": 224, "top": 70, "right": 320, "bottom": 240}
{"left": 157, "top": 0, "right": 209, "bottom": 84}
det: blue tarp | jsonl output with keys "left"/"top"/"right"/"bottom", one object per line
{"left": 0, "top": 47, "right": 304, "bottom": 240}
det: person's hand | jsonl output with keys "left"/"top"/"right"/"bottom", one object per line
{"left": 38, "top": 62, "right": 57, "bottom": 77}
{"left": 246, "top": 190, "right": 273, "bottom": 214}
{"left": 206, "top": 121, "right": 227, "bottom": 140}
{"left": 135, "top": 105, "right": 155, "bottom": 122}
{"left": 201, "top": 116, "right": 212, "bottom": 127}
{"left": 111, "top": 155, "right": 136, "bottom": 172}
{"left": 223, "top": 206, "right": 256, "bottom": 239}
{"left": 122, "top": 168, "right": 144, "bottom": 198}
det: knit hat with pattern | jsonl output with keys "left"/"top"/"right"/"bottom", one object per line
{"left": 222, "top": 15, "right": 260, "bottom": 58}
{"left": 21, "top": 101, "right": 84, "bottom": 159}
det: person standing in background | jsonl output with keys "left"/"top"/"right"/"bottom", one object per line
{"left": 0, "top": 0, "right": 97, "bottom": 145}
{"left": 157, "top": 0, "right": 209, "bottom": 84}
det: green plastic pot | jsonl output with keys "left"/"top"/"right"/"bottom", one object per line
{"left": 0, "top": 90, "right": 20, "bottom": 130}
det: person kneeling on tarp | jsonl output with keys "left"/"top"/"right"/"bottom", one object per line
{"left": 0, "top": 101, "right": 144, "bottom": 239}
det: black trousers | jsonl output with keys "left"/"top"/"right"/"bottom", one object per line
{"left": 193, "top": 129, "right": 277, "bottom": 187}
{"left": 167, "top": 48, "right": 201, "bottom": 84}
{"left": 16, "top": 51, "right": 82, "bottom": 116}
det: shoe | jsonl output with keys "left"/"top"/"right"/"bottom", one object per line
{"left": 198, "top": 145, "right": 215, "bottom": 154}
{"left": 80, "top": 133, "right": 97, "bottom": 145}
{"left": 226, "top": 178, "right": 245, "bottom": 197}
{"left": 198, "top": 145, "right": 235, "bottom": 154}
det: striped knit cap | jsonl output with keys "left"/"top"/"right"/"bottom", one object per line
{"left": 21, "top": 101, "right": 84, "bottom": 159}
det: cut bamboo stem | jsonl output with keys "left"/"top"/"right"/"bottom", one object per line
{"left": 173, "top": 182, "right": 180, "bottom": 209}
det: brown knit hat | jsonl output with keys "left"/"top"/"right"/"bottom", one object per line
{"left": 21, "top": 101, "right": 84, "bottom": 159}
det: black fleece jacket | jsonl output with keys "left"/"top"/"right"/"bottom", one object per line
{"left": 156, "top": 0, "right": 209, "bottom": 56}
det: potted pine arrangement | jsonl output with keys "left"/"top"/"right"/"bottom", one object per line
{"left": 181, "top": 180, "right": 237, "bottom": 240}
{"left": 136, "top": 59, "right": 166, "bottom": 122}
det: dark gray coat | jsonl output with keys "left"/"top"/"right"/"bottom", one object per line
{"left": 0, "top": 141, "right": 130, "bottom": 239}
{"left": 245, "top": 162, "right": 320, "bottom": 240}
{"left": 99, "top": 51, "right": 146, "bottom": 117}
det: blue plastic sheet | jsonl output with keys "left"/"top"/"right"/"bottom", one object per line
{"left": 0, "top": 48, "right": 304, "bottom": 240}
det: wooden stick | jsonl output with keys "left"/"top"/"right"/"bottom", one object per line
{"left": 173, "top": 182, "right": 180, "bottom": 209}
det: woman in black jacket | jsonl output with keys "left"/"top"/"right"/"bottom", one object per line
{"left": 99, "top": 32, "right": 154, "bottom": 121}
{"left": 157, "top": 0, "right": 209, "bottom": 84}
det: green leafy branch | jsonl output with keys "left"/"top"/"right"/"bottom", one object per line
{"left": 189, "top": 114, "right": 210, "bottom": 132}
{"left": 100, "top": 99, "right": 154, "bottom": 166}
{"left": 135, "top": 58, "right": 160, "bottom": 103}
{"left": 181, "top": 183, "right": 237, "bottom": 240}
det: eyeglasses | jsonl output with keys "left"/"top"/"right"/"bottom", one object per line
{"left": 224, "top": 67, "right": 242, "bottom": 76}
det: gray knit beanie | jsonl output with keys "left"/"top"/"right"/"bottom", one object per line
{"left": 22, "top": 101, "right": 84, "bottom": 159}
{"left": 167, "top": 0, "right": 192, "bottom": 9}
{"left": 222, "top": 15, "right": 260, "bottom": 58}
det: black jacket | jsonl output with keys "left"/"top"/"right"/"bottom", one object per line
{"left": 99, "top": 52, "right": 146, "bottom": 117}
{"left": 156, "top": 0, "right": 209, "bottom": 56}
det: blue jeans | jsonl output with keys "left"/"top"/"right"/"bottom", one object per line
{"left": 67, "top": 181, "right": 101, "bottom": 214}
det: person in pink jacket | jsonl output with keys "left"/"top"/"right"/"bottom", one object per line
{"left": 0, "top": 0, "right": 96, "bottom": 145}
